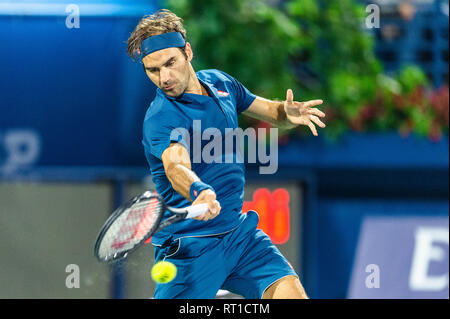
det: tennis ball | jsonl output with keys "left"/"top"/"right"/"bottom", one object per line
{"left": 151, "top": 261, "right": 177, "bottom": 283}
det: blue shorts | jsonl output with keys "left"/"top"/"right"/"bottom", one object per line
{"left": 152, "top": 210, "right": 298, "bottom": 299}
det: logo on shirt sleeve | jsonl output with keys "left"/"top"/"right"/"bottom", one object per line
{"left": 217, "top": 90, "right": 229, "bottom": 97}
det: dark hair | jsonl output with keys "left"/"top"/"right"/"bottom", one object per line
{"left": 127, "top": 9, "right": 187, "bottom": 63}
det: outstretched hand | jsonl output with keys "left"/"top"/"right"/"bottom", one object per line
{"left": 284, "top": 89, "right": 326, "bottom": 136}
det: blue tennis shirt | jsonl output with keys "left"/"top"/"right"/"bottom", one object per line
{"left": 142, "top": 69, "right": 257, "bottom": 245}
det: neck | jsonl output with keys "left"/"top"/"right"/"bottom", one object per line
{"left": 184, "top": 64, "right": 208, "bottom": 96}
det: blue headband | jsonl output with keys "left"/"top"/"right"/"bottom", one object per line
{"left": 139, "top": 32, "right": 186, "bottom": 60}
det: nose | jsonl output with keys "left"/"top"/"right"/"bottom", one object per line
{"left": 160, "top": 67, "right": 171, "bottom": 86}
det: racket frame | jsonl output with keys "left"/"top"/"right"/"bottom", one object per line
{"left": 94, "top": 192, "right": 209, "bottom": 263}
{"left": 94, "top": 192, "right": 165, "bottom": 263}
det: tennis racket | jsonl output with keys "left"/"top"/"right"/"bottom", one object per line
{"left": 94, "top": 191, "right": 209, "bottom": 263}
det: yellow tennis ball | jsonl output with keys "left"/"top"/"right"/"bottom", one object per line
{"left": 151, "top": 261, "right": 177, "bottom": 283}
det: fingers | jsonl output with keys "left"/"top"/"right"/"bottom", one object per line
{"left": 292, "top": 100, "right": 325, "bottom": 116}
{"left": 303, "top": 99, "right": 323, "bottom": 108}
{"left": 293, "top": 100, "right": 323, "bottom": 112}
{"left": 193, "top": 200, "right": 221, "bottom": 221}
{"left": 191, "top": 188, "right": 219, "bottom": 221}
{"left": 287, "top": 97, "right": 325, "bottom": 136}
{"left": 208, "top": 200, "right": 221, "bottom": 218}
{"left": 288, "top": 117, "right": 320, "bottom": 136}
{"left": 289, "top": 117, "right": 323, "bottom": 136}
{"left": 307, "top": 108, "right": 326, "bottom": 118}
{"left": 310, "top": 115, "right": 326, "bottom": 128}
{"left": 286, "top": 89, "right": 294, "bottom": 104}
{"left": 307, "top": 122, "right": 318, "bottom": 136}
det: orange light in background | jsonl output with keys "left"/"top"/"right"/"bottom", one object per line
{"left": 242, "top": 188, "right": 290, "bottom": 244}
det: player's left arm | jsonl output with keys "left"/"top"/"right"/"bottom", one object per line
{"left": 242, "top": 89, "right": 326, "bottom": 136}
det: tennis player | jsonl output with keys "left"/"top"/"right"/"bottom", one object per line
{"left": 127, "top": 9, "right": 325, "bottom": 299}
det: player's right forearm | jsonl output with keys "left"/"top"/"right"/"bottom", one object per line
{"left": 162, "top": 143, "right": 221, "bottom": 221}
{"left": 162, "top": 142, "right": 214, "bottom": 202}
{"left": 167, "top": 162, "right": 221, "bottom": 221}
{"left": 162, "top": 142, "right": 200, "bottom": 201}
{"left": 165, "top": 163, "right": 200, "bottom": 201}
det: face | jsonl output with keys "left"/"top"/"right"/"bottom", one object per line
{"left": 142, "top": 44, "right": 193, "bottom": 97}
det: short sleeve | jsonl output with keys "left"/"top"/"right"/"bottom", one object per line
{"left": 142, "top": 112, "right": 190, "bottom": 160}
{"left": 220, "top": 71, "right": 256, "bottom": 115}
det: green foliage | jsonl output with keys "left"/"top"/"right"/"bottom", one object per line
{"left": 168, "top": 0, "right": 301, "bottom": 99}
{"left": 166, "top": 0, "right": 448, "bottom": 141}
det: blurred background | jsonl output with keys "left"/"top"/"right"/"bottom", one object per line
{"left": 0, "top": 0, "right": 448, "bottom": 299}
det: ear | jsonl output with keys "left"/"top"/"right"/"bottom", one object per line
{"left": 184, "top": 42, "right": 193, "bottom": 62}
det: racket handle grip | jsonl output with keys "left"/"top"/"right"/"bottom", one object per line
{"left": 185, "top": 203, "right": 209, "bottom": 219}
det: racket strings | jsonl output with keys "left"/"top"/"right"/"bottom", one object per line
{"left": 98, "top": 197, "right": 163, "bottom": 260}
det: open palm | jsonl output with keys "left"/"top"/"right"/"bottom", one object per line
{"left": 284, "top": 89, "right": 326, "bottom": 136}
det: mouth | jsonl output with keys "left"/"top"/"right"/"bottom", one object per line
{"left": 164, "top": 84, "right": 175, "bottom": 91}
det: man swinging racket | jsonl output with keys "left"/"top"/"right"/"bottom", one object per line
{"left": 127, "top": 9, "right": 326, "bottom": 299}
